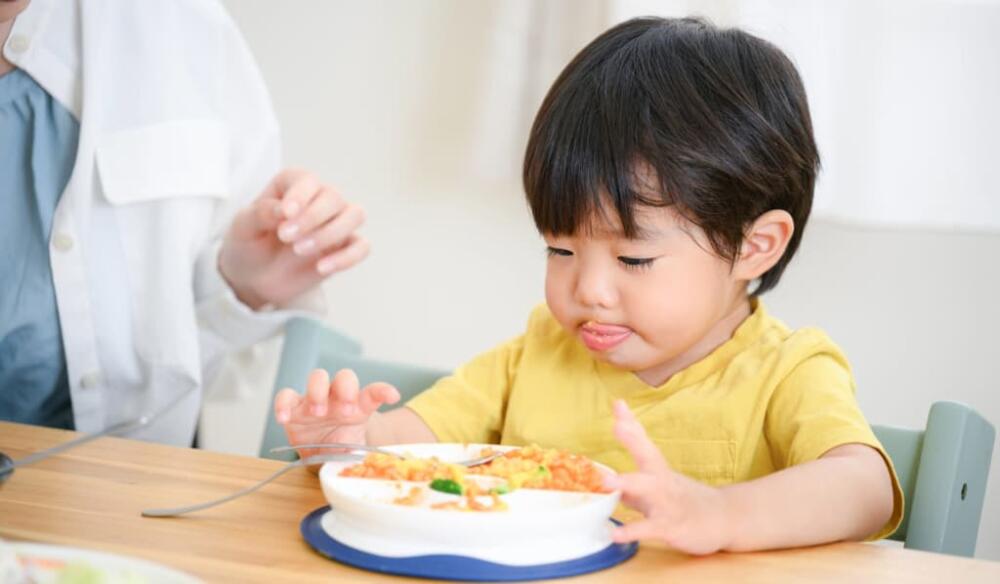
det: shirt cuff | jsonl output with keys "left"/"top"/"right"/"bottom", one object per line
{"left": 195, "top": 239, "right": 327, "bottom": 349}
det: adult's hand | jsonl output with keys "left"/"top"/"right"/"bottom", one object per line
{"left": 219, "top": 168, "right": 369, "bottom": 309}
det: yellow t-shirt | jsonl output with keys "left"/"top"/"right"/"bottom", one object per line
{"left": 406, "top": 300, "right": 903, "bottom": 539}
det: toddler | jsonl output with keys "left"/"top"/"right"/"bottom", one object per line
{"left": 274, "top": 16, "right": 901, "bottom": 554}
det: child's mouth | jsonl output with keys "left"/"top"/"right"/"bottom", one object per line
{"left": 579, "top": 321, "right": 632, "bottom": 352}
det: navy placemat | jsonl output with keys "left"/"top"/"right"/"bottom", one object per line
{"left": 301, "top": 505, "right": 638, "bottom": 581}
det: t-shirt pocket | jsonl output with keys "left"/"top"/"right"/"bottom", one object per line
{"left": 651, "top": 438, "right": 737, "bottom": 486}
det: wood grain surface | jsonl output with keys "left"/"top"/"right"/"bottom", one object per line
{"left": 1, "top": 422, "right": 998, "bottom": 583}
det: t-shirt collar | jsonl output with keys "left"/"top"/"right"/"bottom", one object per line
{"left": 595, "top": 298, "right": 769, "bottom": 402}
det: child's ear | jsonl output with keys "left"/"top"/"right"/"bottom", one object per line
{"left": 733, "top": 210, "right": 794, "bottom": 281}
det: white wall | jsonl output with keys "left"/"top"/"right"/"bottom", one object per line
{"left": 211, "top": 0, "right": 1000, "bottom": 560}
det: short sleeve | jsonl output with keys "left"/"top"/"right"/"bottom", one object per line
{"left": 405, "top": 335, "right": 524, "bottom": 444}
{"left": 766, "top": 352, "right": 904, "bottom": 540}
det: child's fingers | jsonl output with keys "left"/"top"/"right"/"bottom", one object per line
{"left": 607, "top": 471, "right": 662, "bottom": 515}
{"left": 610, "top": 518, "right": 662, "bottom": 544}
{"left": 273, "top": 388, "right": 303, "bottom": 424}
{"left": 358, "top": 382, "right": 401, "bottom": 415}
{"left": 329, "top": 368, "right": 362, "bottom": 415}
{"left": 612, "top": 399, "right": 670, "bottom": 474}
{"left": 304, "top": 368, "right": 332, "bottom": 417}
{"left": 598, "top": 467, "right": 618, "bottom": 490}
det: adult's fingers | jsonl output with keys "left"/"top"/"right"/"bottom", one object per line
{"left": 358, "top": 382, "right": 401, "bottom": 415}
{"left": 295, "top": 203, "right": 366, "bottom": 257}
{"left": 268, "top": 168, "right": 318, "bottom": 213}
{"left": 289, "top": 187, "right": 348, "bottom": 251}
{"left": 236, "top": 168, "right": 313, "bottom": 239}
{"left": 612, "top": 399, "right": 670, "bottom": 474}
{"left": 227, "top": 196, "right": 284, "bottom": 240}
{"left": 315, "top": 234, "right": 371, "bottom": 276}
{"left": 275, "top": 174, "right": 322, "bottom": 242}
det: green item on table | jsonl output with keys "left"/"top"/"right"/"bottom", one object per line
{"left": 56, "top": 561, "right": 146, "bottom": 583}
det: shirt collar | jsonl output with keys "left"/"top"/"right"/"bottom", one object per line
{"left": 4, "top": 0, "right": 81, "bottom": 119}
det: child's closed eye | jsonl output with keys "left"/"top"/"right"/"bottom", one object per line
{"left": 546, "top": 246, "right": 573, "bottom": 257}
{"left": 618, "top": 256, "right": 655, "bottom": 270}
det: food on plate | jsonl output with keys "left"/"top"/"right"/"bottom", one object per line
{"left": 474, "top": 445, "right": 606, "bottom": 492}
{"left": 0, "top": 539, "right": 148, "bottom": 584}
{"left": 339, "top": 445, "right": 608, "bottom": 511}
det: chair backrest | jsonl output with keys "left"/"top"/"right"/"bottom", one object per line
{"left": 260, "top": 317, "right": 448, "bottom": 460}
{"left": 872, "top": 401, "right": 995, "bottom": 557}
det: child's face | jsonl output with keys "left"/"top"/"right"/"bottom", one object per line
{"left": 544, "top": 204, "right": 751, "bottom": 386}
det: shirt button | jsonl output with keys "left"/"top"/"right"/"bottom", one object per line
{"left": 7, "top": 35, "right": 30, "bottom": 54}
{"left": 52, "top": 233, "right": 75, "bottom": 252}
{"left": 80, "top": 371, "right": 102, "bottom": 389}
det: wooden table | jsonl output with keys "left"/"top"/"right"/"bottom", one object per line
{"left": 1, "top": 422, "right": 998, "bottom": 583}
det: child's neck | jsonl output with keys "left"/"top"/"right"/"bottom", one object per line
{"left": 634, "top": 295, "right": 753, "bottom": 387}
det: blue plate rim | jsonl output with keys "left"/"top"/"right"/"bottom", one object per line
{"left": 300, "top": 505, "right": 638, "bottom": 582}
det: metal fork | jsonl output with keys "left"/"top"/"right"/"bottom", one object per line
{"left": 268, "top": 442, "right": 405, "bottom": 459}
{"left": 269, "top": 443, "right": 505, "bottom": 467}
{"left": 0, "top": 386, "right": 197, "bottom": 484}
{"left": 141, "top": 453, "right": 347, "bottom": 518}
{"left": 141, "top": 445, "right": 505, "bottom": 518}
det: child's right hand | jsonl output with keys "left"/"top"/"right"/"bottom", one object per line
{"left": 273, "top": 368, "right": 401, "bottom": 459}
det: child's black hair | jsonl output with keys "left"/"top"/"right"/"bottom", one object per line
{"left": 523, "top": 16, "right": 819, "bottom": 294}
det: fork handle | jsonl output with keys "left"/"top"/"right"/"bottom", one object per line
{"left": 269, "top": 443, "right": 401, "bottom": 458}
{"left": 12, "top": 386, "right": 197, "bottom": 470}
{"left": 12, "top": 418, "right": 145, "bottom": 469}
{"left": 141, "top": 454, "right": 335, "bottom": 518}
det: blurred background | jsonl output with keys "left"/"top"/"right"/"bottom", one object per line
{"left": 202, "top": 0, "right": 1000, "bottom": 559}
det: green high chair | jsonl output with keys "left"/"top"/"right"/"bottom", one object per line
{"left": 872, "top": 401, "right": 994, "bottom": 557}
{"left": 259, "top": 317, "right": 449, "bottom": 461}
{"left": 262, "top": 318, "right": 995, "bottom": 557}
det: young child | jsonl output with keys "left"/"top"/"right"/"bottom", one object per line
{"left": 274, "top": 16, "right": 902, "bottom": 554}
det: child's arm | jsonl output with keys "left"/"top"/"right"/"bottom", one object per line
{"left": 273, "top": 368, "right": 437, "bottom": 459}
{"left": 604, "top": 400, "right": 895, "bottom": 555}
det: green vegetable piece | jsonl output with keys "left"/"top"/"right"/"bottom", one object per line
{"left": 489, "top": 484, "right": 510, "bottom": 495}
{"left": 430, "top": 478, "right": 463, "bottom": 495}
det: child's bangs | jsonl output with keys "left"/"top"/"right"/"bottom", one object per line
{"left": 523, "top": 27, "right": 679, "bottom": 239}
{"left": 523, "top": 95, "right": 669, "bottom": 239}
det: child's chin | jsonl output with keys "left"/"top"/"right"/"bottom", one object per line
{"left": 591, "top": 350, "right": 632, "bottom": 368}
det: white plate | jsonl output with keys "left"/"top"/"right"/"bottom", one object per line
{"left": 319, "top": 443, "right": 620, "bottom": 565}
{"left": 1, "top": 541, "right": 201, "bottom": 584}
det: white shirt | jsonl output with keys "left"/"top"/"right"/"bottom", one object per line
{"left": 2, "top": 0, "right": 322, "bottom": 446}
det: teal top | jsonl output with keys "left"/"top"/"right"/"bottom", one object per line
{"left": 0, "top": 68, "right": 80, "bottom": 429}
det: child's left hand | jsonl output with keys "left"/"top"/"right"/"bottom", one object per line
{"left": 604, "top": 399, "right": 732, "bottom": 555}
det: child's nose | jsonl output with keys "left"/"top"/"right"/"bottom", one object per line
{"left": 573, "top": 266, "right": 617, "bottom": 309}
